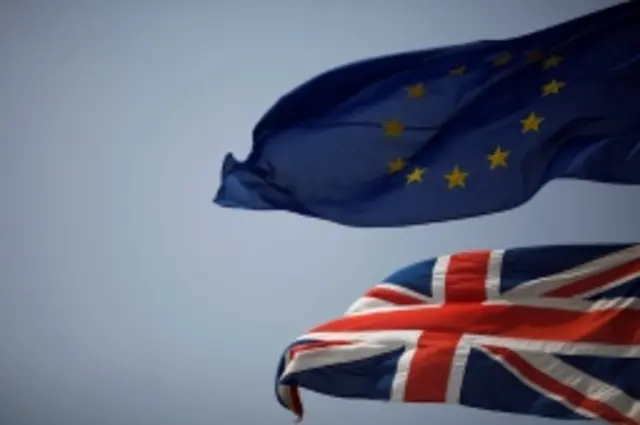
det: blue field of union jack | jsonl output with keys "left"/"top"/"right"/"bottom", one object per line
{"left": 276, "top": 243, "right": 640, "bottom": 424}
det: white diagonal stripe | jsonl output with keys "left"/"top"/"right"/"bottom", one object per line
{"left": 346, "top": 283, "right": 432, "bottom": 315}
{"left": 576, "top": 268, "right": 640, "bottom": 300}
{"left": 518, "top": 351, "right": 640, "bottom": 422}
{"left": 476, "top": 346, "right": 598, "bottom": 420}
{"left": 503, "top": 245, "right": 640, "bottom": 298}
{"left": 345, "top": 296, "right": 396, "bottom": 315}
{"left": 462, "top": 334, "right": 640, "bottom": 358}
{"left": 486, "top": 296, "right": 640, "bottom": 311}
{"left": 282, "top": 341, "right": 402, "bottom": 378}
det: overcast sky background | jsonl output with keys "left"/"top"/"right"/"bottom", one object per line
{"left": 1, "top": 1, "right": 638, "bottom": 424}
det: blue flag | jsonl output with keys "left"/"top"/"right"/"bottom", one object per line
{"left": 214, "top": 2, "right": 640, "bottom": 227}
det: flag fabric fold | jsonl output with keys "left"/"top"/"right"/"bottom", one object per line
{"left": 214, "top": 2, "right": 640, "bottom": 227}
{"left": 275, "top": 243, "right": 640, "bottom": 423}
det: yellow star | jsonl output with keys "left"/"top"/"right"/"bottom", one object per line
{"left": 487, "top": 146, "right": 510, "bottom": 169}
{"left": 543, "top": 55, "right": 563, "bottom": 69}
{"left": 520, "top": 112, "right": 544, "bottom": 133}
{"left": 541, "top": 79, "right": 566, "bottom": 96}
{"left": 449, "top": 65, "right": 466, "bottom": 76}
{"left": 388, "top": 157, "right": 407, "bottom": 174}
{"left": 406, "top": 166, "right": 426, "bottom": 184}
{"left": 444, "top": 165, "right": 469, "bottom": 189}
{"left": 493, "top": 52, "right": 512, "bottom": 66}
{"left": 383, "top": 119, "right": 406, "bottom": 138}
{"left": 525, "top": 49, "right": 544, "bottom": 63}
{"left": 406, "top": 83, "right": 426, "bottom": 99}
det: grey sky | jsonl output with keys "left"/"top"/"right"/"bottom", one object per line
{"left": 1, "top": 1, "right": 637, "bottom": 424}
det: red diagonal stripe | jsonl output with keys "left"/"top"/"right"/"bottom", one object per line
{"left": 289, "top": 340, "right": 352, "bottom": 359}
{"left": 365, "top": 286, "right": 427, "bottom": 306}
{"left": 486, "top": 346, "right": 638, "bottom": 425}
{"left": 544, "top": 257, "right": 640, "bottom": 298}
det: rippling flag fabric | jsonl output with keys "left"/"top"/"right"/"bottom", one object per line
{"left": 213, "top": 2, "right": 640, "bottom": 227}
{"left": 276, "top": 243, "right": 640, "bottom": 423}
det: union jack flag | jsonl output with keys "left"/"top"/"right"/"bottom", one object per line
{"left": 275, "top": 243, "right": 640, "bottom": 424}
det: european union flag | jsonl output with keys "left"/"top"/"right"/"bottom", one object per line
{"left": 214, "top": 2, "right": 640, "bottom": 227}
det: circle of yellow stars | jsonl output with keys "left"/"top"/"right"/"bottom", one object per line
{"left": 380, "top": 47, "right": 566, "bottom": 190}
